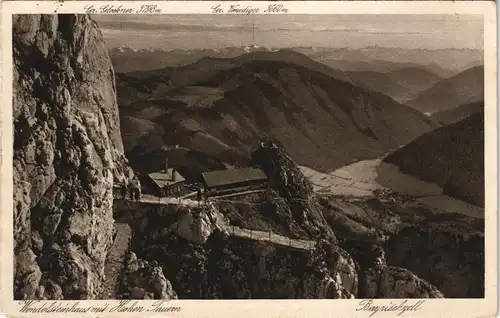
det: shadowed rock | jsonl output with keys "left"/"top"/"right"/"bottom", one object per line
{"left": 13, "top": 14, "right": 136, "bottom": 300}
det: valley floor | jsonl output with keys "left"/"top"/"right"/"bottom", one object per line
{"left": 299, "top": 158, "right": 484, "bottom": 219}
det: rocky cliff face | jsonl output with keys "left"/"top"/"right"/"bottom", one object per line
{"left": 121, "top": 252, "right": 178, "bottom": 300}
{"left": 13, "top": 14, "right": 136, "bottom": 300}
{"left": 384, "top": 214, "right": 484, "bottom": 298}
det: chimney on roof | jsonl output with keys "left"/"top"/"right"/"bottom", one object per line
{"left": 172, "top": 168, "right": 177, "bottom": 181}
{"left": 165, "top": 157, "right": 169, "bottom": 173}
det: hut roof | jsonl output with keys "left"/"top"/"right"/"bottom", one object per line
{"left": 148, "top": 169, "right": 185, "bottom": 188}
{"left": 201, "top": 167, "right": 267, "bottom": 189}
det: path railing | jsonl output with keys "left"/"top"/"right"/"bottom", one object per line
{"left": 116, "top": 196, "right": 203, "bottom": 209}
{"left": 224, "top": 225, "right": 316, "bottom": 251}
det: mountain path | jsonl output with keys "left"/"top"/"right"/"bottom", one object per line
{"left": 100, "top": 223, "right": 131, "bottom": 299}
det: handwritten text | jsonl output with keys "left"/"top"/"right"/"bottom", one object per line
{"left": 17, "top": 300, "right": 182, "bottom": 314}
{"left": 84, "top": 5, "right": 162, "bottom": 14}
{"left": 356, "top": 299, "right": 426, "bottom": 317}
{"left": 211, "top": 4, "right": 289, "bottom": 14}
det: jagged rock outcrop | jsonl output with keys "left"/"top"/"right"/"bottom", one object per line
{"left": 120, "top": 252, "right": 178, "bottom": 300}
{"left": 13, "top": 14, "right": 136, "bottom": 299}
{"left": 114, "top": 199, "right": 227, "bottom": 245}
{"left": 250, "top": 144, "right": 336, "bottom": 241}
{"left": 361, "top": 266, "right": 445, "bottom": 298}
{"left": 339, "top": 239, "right": 443, "bottom": 299}
{"left": 384, "top": 214, "right": 484, "bottom": 298}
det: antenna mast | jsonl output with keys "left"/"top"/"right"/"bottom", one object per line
{"left": 251, "top": 13, "right": 256, "bottom": 63}
{"left": 252, "top": 14, "right": 255, "bottom": 45}
{"left": 252, "top": 14, "right": 255, "bottom": 46}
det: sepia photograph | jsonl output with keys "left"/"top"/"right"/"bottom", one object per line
{"left": 8, "top": 3, "right": 494, "bottom": 310}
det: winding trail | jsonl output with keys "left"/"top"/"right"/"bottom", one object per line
{"left": 100, "top": 223, "right": 131, "bottom": 299}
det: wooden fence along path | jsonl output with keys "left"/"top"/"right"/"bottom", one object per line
{"left": 224, "top": 225, "right": 316, "bottom": 251}
{"left": 118, "top": 196, "right": 202, "bottom": 209}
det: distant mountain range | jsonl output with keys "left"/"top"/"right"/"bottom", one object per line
{"left": 117, "top": 49, "right": 437, "bottom": 173}
{"left": 109, "top": 45, "right": 483, "bottom": 77}
{"left": 110, "top": 45, "right": 483, "bottom": 106}
{"left": 406, "top": 66, "right": 484, "bottom": 113}
{"left": 384, "top": 109, "right": 484, "bottom": 207}
{"left": 295, "top": 46, "right": 483, "bottom": 77}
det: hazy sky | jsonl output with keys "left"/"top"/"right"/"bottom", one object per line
{"left": 93, "top": 14, "right": 483, "bottom": 50}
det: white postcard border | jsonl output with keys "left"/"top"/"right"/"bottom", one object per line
{"left": 0, "top": 1, "right": 497, "bottom": 317}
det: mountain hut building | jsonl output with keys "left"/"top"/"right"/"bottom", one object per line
{"left": 139, "top": 158, "right": 186, "bottom": 197}
{"left": 199, "top": 167, "right": 268, "bottom": 197}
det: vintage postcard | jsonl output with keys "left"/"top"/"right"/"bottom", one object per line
{"left": 0, "top": 1, "right": 497, "bottom": 317}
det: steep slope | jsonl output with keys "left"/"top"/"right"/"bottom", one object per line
{"left": 119, "top": 116, "right": 166, "bottom": 155}
{"left": 383, "top": 111, "right": 484, "bottom": 207}
{"left": 431, "top": 101, "right": 483, "bottom": 126}
{"left": 338, "top": 67, "right": 441, "bottom": 103}
{"left": 118, "top": 55, "right": 436, "bottom": 173}
{"left": 346, "top": 71, "right": 409, "bottom": 102}
{"left": 406, "top": 66, "right": 484, "bottom": 113}
{"left": 13, "top": 14, "right": 136, "bottom": 300}
{"left": 387, "top": 67, "right": 441, "bottom": 88}
{"left": 385, "top": 67, "right": 442, "bottom": 99}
